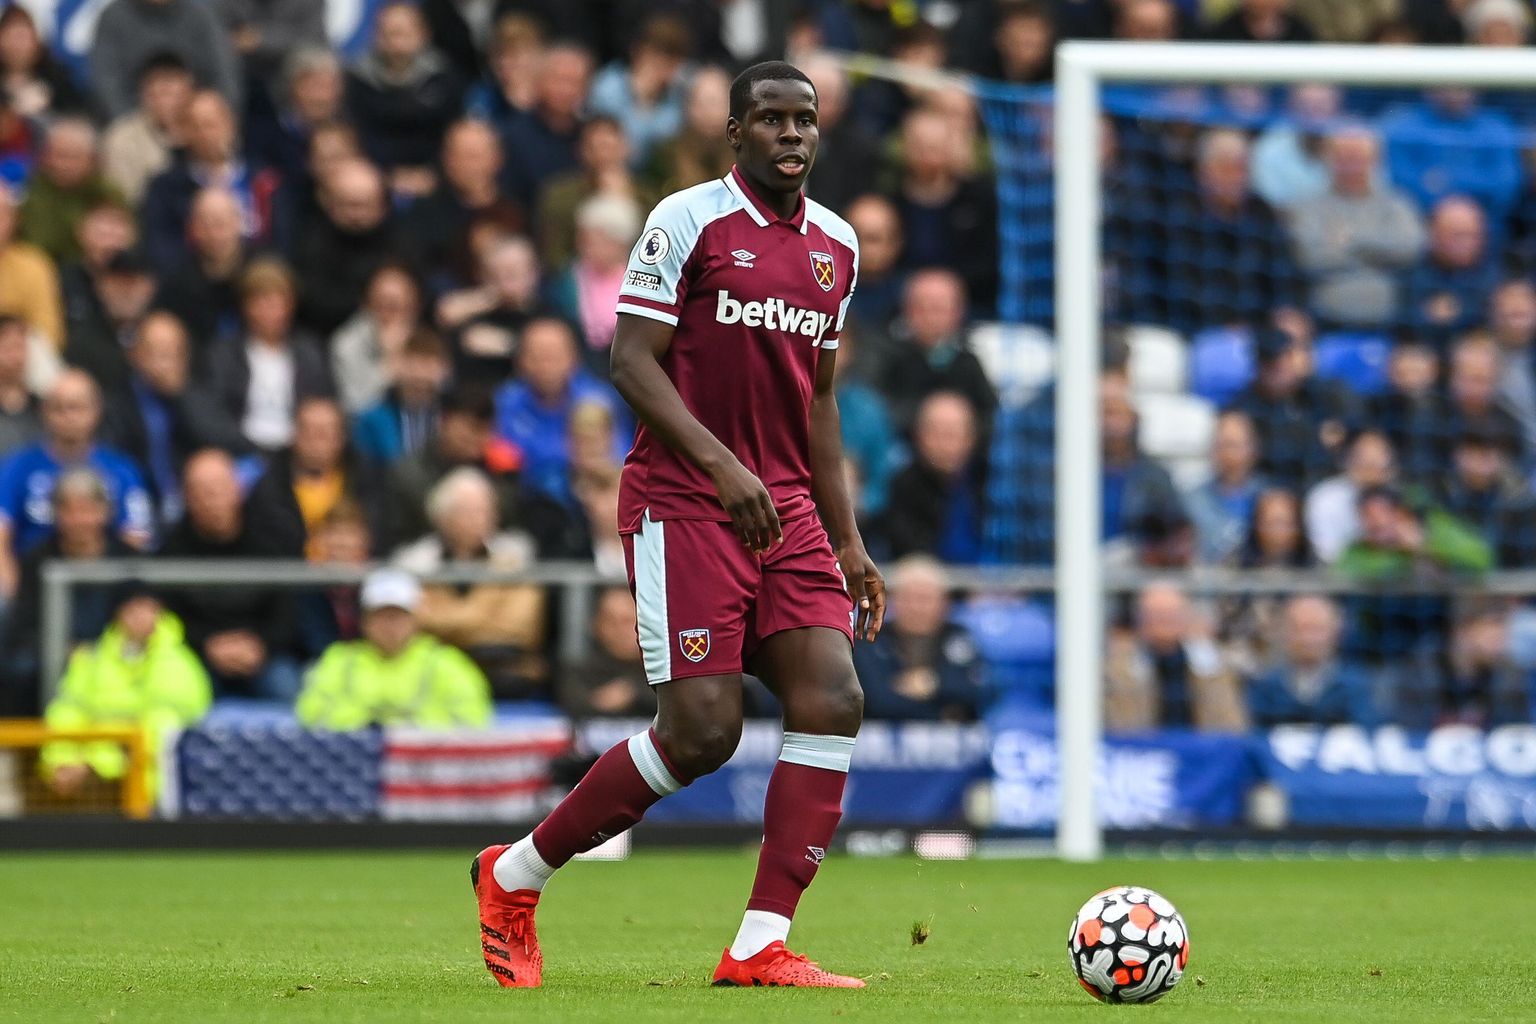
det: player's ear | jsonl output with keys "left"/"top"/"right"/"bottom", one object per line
{"left": 726, "top": 115, "right": 742, "bottom": 151}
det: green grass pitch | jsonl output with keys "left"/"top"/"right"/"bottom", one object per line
{"left": 3, "top": 848, "right": 1535, "bottom": 1022}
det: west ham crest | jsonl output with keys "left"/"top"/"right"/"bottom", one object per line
{"left": 679, "top": 629, "right": 711, "bottom": 663}
{"left": 809, "top": 251, "right": 835, "bottom": 292}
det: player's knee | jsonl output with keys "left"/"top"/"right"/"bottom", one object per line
{"left": 825, "top": 675, "right": 864, "bottom": 735}
{"left": 656, "top": 719, "right": 741, "bottom": 779}
{"left": 788, "top": 673, "right": 864, "bottom": 736}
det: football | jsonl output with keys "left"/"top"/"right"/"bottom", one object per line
{"left": 1067, "top": 886, "right": 1189, "bottom": 1004}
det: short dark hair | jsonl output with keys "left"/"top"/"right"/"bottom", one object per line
{"left": 137, "top": 51, "right": 190, "bottom": 85}
{"left": 0, "top": 313, "right": 23, "bottom": 336}
{"left": 729, "top": 61, "right": 816, "bottom": 122}
{"left": 439, "top": 382, "right": 495, "bottom": 422}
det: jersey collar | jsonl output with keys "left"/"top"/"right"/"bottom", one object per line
{"left": 726, "top": 166, "right": 808, "bottom": 234}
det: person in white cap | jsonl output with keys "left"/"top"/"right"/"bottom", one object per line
{"left": 295, "top": 568, "right": 492, "bottom": 729}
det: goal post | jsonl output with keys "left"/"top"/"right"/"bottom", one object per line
{"left": 1053, "top": 42, "right": 1536, "bottom": 862}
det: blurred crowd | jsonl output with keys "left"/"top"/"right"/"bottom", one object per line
{"left": 0, "top": 0, "right": 1534, "bottom": 783}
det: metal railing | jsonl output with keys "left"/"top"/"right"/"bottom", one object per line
{"left": 39, "top": 558, "right": 1536, "bottom": 704}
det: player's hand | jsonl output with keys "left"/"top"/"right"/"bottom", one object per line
{"left": 838, "top": 542, "right": 885, "bottom": 642}
{"left": 712, "top": 457, "right": 782, "bottom": 554}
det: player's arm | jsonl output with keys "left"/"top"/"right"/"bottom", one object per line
{"left": 609, "top": 313, "right": 782, "bottom": 553}
{"left": 809, "top": 349, "right": 884, "bottom": 642}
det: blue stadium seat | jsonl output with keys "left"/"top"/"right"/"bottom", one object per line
{"left": 1189, "top": 327, "right": 1256, "bottom": 406}
{"left": 952, "top": 595, "right": 1056, "bottom": 714}
{"left": 1313, "top": 333, "right": 1391, "bottom": 397}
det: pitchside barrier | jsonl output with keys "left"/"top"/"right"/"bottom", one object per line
{"left": 19, "top": 559, "right": 1536, "bottom": 833}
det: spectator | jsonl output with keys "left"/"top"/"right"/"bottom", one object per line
{"left": 153, "top": 187, "right": 250, "bottom": 349}
{"left": 572, "top": 459, "right": 624, "bottom": 575}
{"left": 296, "top": 499, "right": 371, "bottom": 660}
{"left": 1106, "top": 584, "right": 1248, "bottom": 733}
{"left": 795, "top": 58, "right": 883, "bottom": 216}
{"left": 1226, "top": 326, "right": 1353, "bottom": 491}
{"left": 879, "top": 269, "right": 996, "bottom": 436}
{"left": 1161, "top": 129, "right": 1299, "bottom": 333}
{"left": 1250, "top": 83, "right": 1337, "bottom": 210}
{"left": 1369, "top": 338, "right": 1451, "bottom": 486}
{"left": 203, "top": 258, "right": 333, "bottom": 453}
{"left": 141, "top": 90, "right": 272, "bottom": 272}
{"left": 885, "top": 392, "right": 984, "bottom": 561}
{"left": 884, "top": 106, "right": 998, "bottom": 312}
{"left": 0, "top": 469, "right": 133, "bottom": 714}
{"left": 401, "top": 120, "right": 521, "bottom": 284}
{"left": 1338, "top": 484, "right": 1491, "bottom": 580}
{"left": 297, "top": 567, "right": 492, "bottom": 729}
{"left": 88, "top": 0, "right": 240, "bottom": 121}
{"left": 63, "top": 246, "right": 157, "bottom": 389}
{"left": 1289, "top": 124, "right": 1425, "bottom": 329}
{"left": 159, "top": 449, "right": 304, "bottom": 699}
{"left": 38, "top": 582, "right": 211, "bottom": 801}
{"left": 1398, "top": 602, "right": 1534, "bottom": 729}
{"left": 466, "top": 13, "right": 543, "bottom": 123}
{"left": 57, "top": 201, "right": 136, "bottom": 338}
{"left": 99, "top": 311, "right": 246, "bottom": 528}
{"left": 849, "top": 21, "right": 949, "bottom": 139}
{"left": 588, "top": 15, "right": 693, "bottom": 165}
{"left": 494, "top": 317, "right": 626, "bottom": 505}
{"left": 1114, "top": 0, "right": 1184, "bottom": 40}
{"left": 1186, "top": 410, "right": 1268, "bottom": 564}
{"left": 386, "top": 382, "right": 576, "bottom": 555}
{"left": 245, "top": 47, "right": 347, "bottom": 189}
{"left": 852, "top": 555, "right": 981, "bottom": 722}
{"left": 843, "top": 194, "right": 905, "bottom": 338}
{"left": 1205, "top": 0, "right": 1317, "bottom": 42}
{"left": 279, "top": 397, "right": 385, "bottom": 557}
{"left": 990, "top": 2, "right": 1056, "bottom": 83}
{"left": 0, "top": 182, "right": 63, "bottom": 349}
{"left": 221, "top": 0, "right": 327, "bottom": 83}
{"left": 353, "top": 328, "right": 450, "bottom": 467}
{"left": 0, "top": 369, "right": 152, "bottom": 595}
{"left": 1399, "top": 196, "right": 1499, "bottom": 343}
{"left": 558, "top": 585, "right": 652, "bottom": 718}
{"left": 291, "top": 157, "right": 399, "bottom": 336}
{"left": 1434, "top": 425, "right": 1536, "bottom": 567}
{"left": 394, "top": 467, "right": 549, "bottom": 700}
{"left": 1305, "top": 428, "right": 1397, "bottom": 564}
{"left": 1463, "top": 0, "right": 1531, "bottom": 46}
{"left": 1447, "top": 334, "right": 1523, "bottom": 457}
{"left": 1292, "top": 0, "right": 1399, "bottom": 41}
{"left": 1218, "top": 487, "right": 1314, "bottom": 673}
{"left": 537, "top": 115, "right": 647, "bottom": 270}
{"left": 331, "top": 263, "right": 425, "bottom": 415}
{"left": 0, "top": 315, "right": 38, "bottom": 452}
{"left": 833, "top": 326, "right": 897, "bottom": 517}
{"left": 18, "top": 118, "right": 126, "bottom": 266}
{"left": 1100, "top": 372, "right": 1189, "bottom": 565}
{"left": 1382, "top": 89, "right": 1521, "bottom": 219}
{"left": 345, "top": 0, "right": 464, "bottom": 190}
{"left": 0, "top": 6, "right": 86, "bottom": 118}
{"left": 101, "top": 51, "right": 193, "bottom": 205}
{"left": 1488, "top": 279, "right": 1536, "bottom": 457}
{"left": 1234, "top": 488, "right": 1314, "bottom": 570}
{"left": 498, "top": 43, "right": 593, "bottom": 209}
{"left": 643, "top": 64, "right": 734, "bottom": 196}
{"left": 551, "top": 192, "right": 642, "bottom": 358}
{"left": 1247, "top": 595, "right": 1378, "bottom": 728}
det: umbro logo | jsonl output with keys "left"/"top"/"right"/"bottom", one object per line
{"left": 805, "top": 846, "right": 826, "bottom": 865}
{"left": 731, "top": 248, "right": 756, "bottom": 268}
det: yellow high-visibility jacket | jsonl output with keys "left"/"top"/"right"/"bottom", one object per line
{"left": 297, "top": 634, "right": 493, "bottom": 730}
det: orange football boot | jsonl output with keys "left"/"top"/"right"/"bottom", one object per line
{"left": 469, "top": 845, "right": 543, "bottom": 988}
{"left": 711, "top": 941, "right": 866, "bottom": 988}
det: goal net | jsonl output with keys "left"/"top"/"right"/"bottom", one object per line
{"left": 980, "top": 44, "right": 1536, "bottom": 860}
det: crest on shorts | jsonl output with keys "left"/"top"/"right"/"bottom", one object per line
{"left": 679, "top": 628, "right": 711, "bottom": 663}
{"left": 809, "top": 251, "right": 835, "bottom": 292}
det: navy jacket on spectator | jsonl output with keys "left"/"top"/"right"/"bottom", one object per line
{"left": 289, "top": 217, "right": 402, "bottom": 337}
{"left": 1397, "top": 257, "right": 1500, "bottom": 344}
{"left": 1367, "top": 390, "right": 1452, "bottom": 486}
{"left": 140, "top": 158, "right": 279, "bottom": 273}
{"left": 878, "top": 337, "right": 997, "bottom": 438}
{"left": 889, "top": 177, "right": 999, "bottom": 316}
{"left": 346, "top": 53, "right": 465, "bottom": 171}
{"left": 852, "top": 622, "right": 982, "bottom": 722}
{"left": 498, "top": 110, "right": 582, "bottom": 211}
{"left": 1226, "top": 378, "right": 1354, "bottom": 492}
{"left": 884, "top": 461, "right": 985, "bottom": 562}
{"left": 1158, "top": 191, "right": 1300, "bottom": 335}
{"left": 1247, "top": 661, "right": 1379, "bottom": 729}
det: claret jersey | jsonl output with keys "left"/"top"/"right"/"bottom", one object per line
{"left": 615, "top": 166, "right": 859, "bottom": 533}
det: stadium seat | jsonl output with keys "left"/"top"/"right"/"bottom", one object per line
{"left": 1136, "top": 393, "right": 1217, "bottom": 462}
{"left": 1126, "top": 325, "right": 1189, "bottom": 395}
{"left": 952, "top": 595, "right": 1056, "bottom": 713}
{"left": 1165, "top": 454, "right": 1214, "bottom": 492}
{"left": 968, "top": 322, "right": 1055, "bottom": 409}
{"left": 1189, "top": 327, "right": 1256, "bottom": 406}
{"left": 1313, "top": 333, "right": 1391, "bottom": 397}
